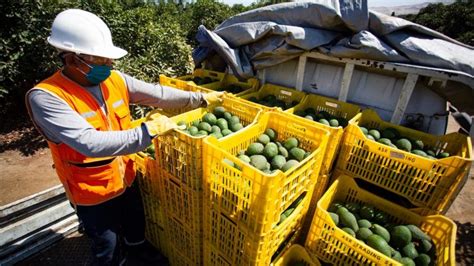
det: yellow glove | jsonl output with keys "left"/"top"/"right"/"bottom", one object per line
{"left": 144, "top": 114, "right": 185, "bottom": 137}
{"left": 203, "top": 91, "right": 225, "bottom": 105}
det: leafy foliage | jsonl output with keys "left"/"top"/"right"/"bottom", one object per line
{"left": 402, "top": 1, "right": 473, "bottom": 46}
{"left": 180, "top": 0, "right": 242, "bottom": 46}
{"left": 0, "top": 0, "right": 192, "bottom": 115}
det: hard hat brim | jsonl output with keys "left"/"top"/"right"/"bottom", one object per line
{"left": 48, "top": 37, "right": 128, "bottom": 59}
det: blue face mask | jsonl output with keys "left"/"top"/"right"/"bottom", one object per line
{"left": 75, "top": 55, "right": 112, "bottom": 85}
{"left": 86, "top": 64, "right": 112, "bottom": 85}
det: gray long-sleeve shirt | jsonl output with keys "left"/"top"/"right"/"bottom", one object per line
{"left": 28, "top": 71, "right": 205, "bottom": 158}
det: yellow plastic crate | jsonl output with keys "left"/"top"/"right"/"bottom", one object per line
{"left": 157, "top": 74, "right": 212, "bottom": 117}
{"left": 335, "top": 109, "right": 473, "bottom": 214}
{"left": 272, "top": 244, "right": 321, "bottom": 266}
{"left": 176, "top": 68, "right": 225, "bottom": 85}
{"left": 305, "top": 174, "right": 456, "bottom": 265}
{"left": 133, "top": 152, "right": 161, "bottom": 196}
{"left": 145, "top": 219, "right": 169, "bottom": 259}
{"left": 141, "top": 190, "right": 165, "bottom": 228}
{"left": 159, "top": 170, "right": 204, "bottom": 265}
{"left": 202, "top": 111, "right": 329, "bottom": 265}
{"left": 154, "top": 96, "right": 262, "bottom": 265}
{"left": 163, "top": 214, "right": 204, "bottom": 266}
{"left": 240, "top": 83, "right": 307, "bottom": 111}
{"left": 160, "top": 74, "right": 212, "bottom": 94}
{"left": 286, "top": 94, "right": 361, "bottom": 174}
{"left": 299, "top": 173, "right": 330, "bottom": 245}
{"left": 204, "top": 195, "right": 308, "bottom": 265}
{"left": 155, "top": 95, "right": 262, "bottom": 190}
{"left": 201, "top": 73, "right": 259, "bottom": 97}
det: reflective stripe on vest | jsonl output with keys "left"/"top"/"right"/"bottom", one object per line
{"left": 25, "top": 70, "right": 136, "bottom": 206}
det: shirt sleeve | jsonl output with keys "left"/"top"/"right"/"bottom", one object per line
{"left": 28, "top": 89, "right": 152, "bottom": 158}
{"left": 121, "top": 72, "right": 207, "bottom": 109}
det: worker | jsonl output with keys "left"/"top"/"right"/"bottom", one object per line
{"left": 25, "top": 9, "right": 223, "bottom": 266}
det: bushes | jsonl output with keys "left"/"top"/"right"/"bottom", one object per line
{"left": 0, "top": 1, "right": 193, "bottom": 115}
{"left": 402, "top": 1, "right": 474, "bottom": 46}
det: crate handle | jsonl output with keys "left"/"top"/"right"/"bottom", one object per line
{"left": 325, "top": 101, "right": 339, "bottom": 109}
{"left": 210, "top": 72, "right": 218, "bottom": 77}
{"left": 227, "top": 103, "right": 247, "bottom": 114}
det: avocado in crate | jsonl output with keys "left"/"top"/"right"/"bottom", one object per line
{"left": 248, "top": 94, "right": 299, "bottom": 110}
{"left": 328, "top": 201, "right": 437, "bottom": 265}
{"left": 216, "top": 84, "right": 247, "bottom": 94}
{"left": 359, "top": 125, "right": 450, "bottom": 160}
{"left": 182, "top": 76, "right": 217, "bottom": 85}
{"left": 226, "top": 128, "right": 311, "bottom": 175}
{"left": 241, "top": 84, "right": 307, "bottom": 111}
{"left": 177, "top": 106, "right": 244, "bottom": 139}
{"left": 295, "top": 108, "right": 349, "bottom": 128}
{"left": 336, "top": 109, "right": 472, "bottom": 214}
{"left": 305, "top": 175, "right": 456, "bottom": 266}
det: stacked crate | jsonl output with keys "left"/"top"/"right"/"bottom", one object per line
{"left": 154, "top": 95, "right": 262, "bottom": 265}
{"left": 304, "top": 175, "right": 457, "bottom": 265}
{"left": 239, "top": 83, "right": 307, "bottom": 111}
{"left": 129, "top": 119, "right": 168, "bottom": 255}
{"left": 176, "top": 68, "right": 259, "bottom": 97}
{"left": 132, "top": 151, "right": 168, "bottom": 256}
{"left": 284, "top": 94, "right": 362, "bottom": 242}
{"left": 202, "top": 111, "right": 329, "bottom": 265}
{"left": 335, "top": 109, "right": 473, "bottom": 214}
{"left": 272, "top": 244, "right": 321, "bottom": 266}
{"left": 303, "top": 108, "right": 470, "bottom": 265}
{"left": 158, "top": 75, "right": 212, "bottom": 117}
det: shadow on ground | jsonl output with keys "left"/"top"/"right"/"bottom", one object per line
{"left": 0, "top": 114, "right": 47, "bottom": 156}
{"left": 16, "top": 232, "right": 168, "bottom": 266}
{"left": 455, "top": 221, "right": 474, "bottom": 266}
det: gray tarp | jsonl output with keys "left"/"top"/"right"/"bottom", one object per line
{"left": 193, "top": 1, "right": 474, "bottom": 116}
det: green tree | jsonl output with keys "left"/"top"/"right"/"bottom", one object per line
{"left": 0, "top": 0, "right": 193, "bottom": 115}
{"left": 180, "top": 0, "right": 238, "bottom": 46}
{"left": 402, "top": 1, "right": 473, "bottom": 46}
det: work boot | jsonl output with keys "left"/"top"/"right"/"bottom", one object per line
{"left": 125, "top": 241, "right": 168, "bottom": 265}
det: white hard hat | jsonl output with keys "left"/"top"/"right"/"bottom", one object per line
{"left": 48, "top": 9, "right": 127, "bottom": 59}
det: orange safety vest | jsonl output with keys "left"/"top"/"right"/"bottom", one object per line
{"left": 25, "top": 70, "right": 136, "bottom": 206}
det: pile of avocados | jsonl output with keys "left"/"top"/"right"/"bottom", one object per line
{"left": 178, "top": 106, "right": 244, "bottom": 139}
{"left": 187, "top": 76, "right": 217, "bottom": 85}
{"left": 329, "top": 201, "right": 436, "bottom": 266}
{"left": 217, "top": 84, "right": 246, "bottom": 94}
{"left": 224, "top": 128, "right": 311, "bottom": 175}
{"left": 247, "top": 94, "right": 299, "bottom": 110}
{"left": 294, "top": 108, "right": 349, "bottom": 128}
{"left": 359, "top": 126, "right": 450, "bottom": 159}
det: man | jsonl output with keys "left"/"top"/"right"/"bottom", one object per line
{"left": 25, "top": 9, "right": 223, "bottom": 265}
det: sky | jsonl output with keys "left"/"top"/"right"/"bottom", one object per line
{"left": 221, "top": 0, "right": 449, "bottom": 7}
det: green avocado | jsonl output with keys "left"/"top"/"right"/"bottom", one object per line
{"left": 203, "top": 113, "right": 217, "bottom": 125}
{"left": 246, "top": 142, "right": 264, "bottom": 156}
{"left": 356, "top": 227, "right": 373, "bottom": 241}
{"left": 283, "top": 137, "right": 299, "bottom": 150}
{"left": 391, "top": 225, "right": 412, "bottom": 248}
{"left": 366, "top": 234, "right": 392, "bottom": 257}
{"left": 271, "top": 155, "right": 286, "bottom": 170}
{"left": 396, "top": 138, "right": 412, "bottom": 152}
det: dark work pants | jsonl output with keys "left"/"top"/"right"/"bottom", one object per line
{"left": 76, "top": 181, "right": 145, "bottom": 266}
